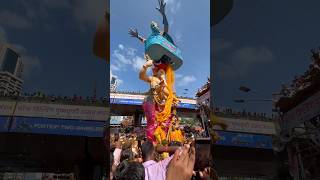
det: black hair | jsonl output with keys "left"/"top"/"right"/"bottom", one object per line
{"left": 141, "top": 140, "right": 154, "bottom": 161}
{"left": 168, "top": 141, "right": 182, "bottom": 156}
{"left": 120, "top": 148, "right": 134, "bottom": 162}
{"left": 113, "top": 161, "right": 145, "bottom": 180}
{"left": 169, "top": 141, "right": 182, "bottom": 147}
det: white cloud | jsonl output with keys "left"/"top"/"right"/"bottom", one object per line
{"left": 0, "top": 10, "right": 32, "bottom": 29}
{"left": 111, "top": 64, "right": 121, "bottom": 72}
{"left": 132, "top": 56, "right": 145, "bottom": 71}
{"left": 126, "top": 48, "right": 137, "bottom": 57}
{"left": 218, "top": 46, "right": 275, "bottom": 78}
{"left": 176, "top": 1, "right": 181, "bottom": 11}
{"left": 176, "top": 75, "right": 196, "bottom": 87}
{"left": 110, "top": 69, "right": 114, "bottom": 82}
{"left": 174, "top": 31, "right": 183, "bottom": 44}
{"left": 113, "top": 49, "right": 131, "bottom": 65}
{"left": 110, "top": 69, "right": 123, "bottom": 86}
{"left": 111, "top": 44, "right": 146, "bottom": 73}
{"left": 175, "top": 73, "right": 182, "bottom": 78}
{"left": 164, "top": 0, "right": 182, "bottom": 14}
{"left": 169, "top": 20, "right": 174, "bottom": 27}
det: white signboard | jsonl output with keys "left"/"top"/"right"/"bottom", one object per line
{"left": 0, "top": 101, "right": 109, "bottom": 121}
{"left": 214, "top": 117, "right": 276, "bottom": 135}
{"left": 110, "top": 93, "right": 146, "bottom": 100}
{"left": 110, "top": 92, "right": 196, "bottom": 104}
{"left": 282, "top": 90, "right": 320, "bottom": 129}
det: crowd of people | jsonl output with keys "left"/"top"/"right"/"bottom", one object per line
{"left": 214, "top": 107, "right": 274, "bottom": 121}
{"left": 195, "top": 79, "right": 210, "bottom": 97}
{"left": 111, "top": 117, "right": 208, "bottom": 140}
{"left": 110, "top": 132, "right": 215, "bottom": 180}
{"left": 0, "top": 91, "right": 108, "bottom": 106}
{"left": 276, "top": 48, "right": 320, "bottom": 99}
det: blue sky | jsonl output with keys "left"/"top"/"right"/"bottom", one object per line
{"left": 2, "top": 0, "right": 317, "bottom": 116}
{"left": 110, "top": 0, "right": 210, "bottom": 97}
{"left": 0, "top": 0, "right": 108, "bottom": 98}
{"left": 213, "top": 0, "right": 320, "bottom": 114}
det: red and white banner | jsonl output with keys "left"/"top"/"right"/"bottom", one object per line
{"left": 0, "top": 101, "right": 16, "bottom": 116}
{"left": 0, "top": 101, "right": 109, "bottom": 121}
{"left": 283, "top": 90, "right": 320, "bottom": 129}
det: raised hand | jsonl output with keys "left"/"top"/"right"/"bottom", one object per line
{"left": 156, "top": 0, "right": 166, "bottom": 15}
{"left": 144, "top": 54, "right": 152, "bottom": 61}
{"left": 166, "top": 144, "right": 195, "bottom": 180}
{"left": 144, "top": 54, "right": 154, "bottom": 67}
{"left": 128, "top": 28, "right": 139, "bottom": 38}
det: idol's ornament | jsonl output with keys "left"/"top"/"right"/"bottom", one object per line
{"left": 129, "top": 0, "right": 184, "bottom": 158}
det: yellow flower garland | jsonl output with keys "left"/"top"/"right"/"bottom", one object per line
{"left": 155, "top": 65, "right": 174, "bottom": 123}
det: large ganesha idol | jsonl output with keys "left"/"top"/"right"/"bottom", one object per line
{"left": 129, "top": 0, "right": 184, "bottom": 154}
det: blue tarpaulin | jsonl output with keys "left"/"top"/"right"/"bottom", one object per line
{"left": 9, "top": 117, "right": 105, "bottom": 137}
{"left": 216, "top": 130, "right": 273, "bottom": 149}
{"left": 0, "top": 116, "right": 9, "bottom": 132}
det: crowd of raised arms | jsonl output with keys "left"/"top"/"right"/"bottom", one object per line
{"left": 110, "top": 132, "right": 216, "bottom": 180}
{"left": 276, "top": 48, "right": 320, "bottom": 99}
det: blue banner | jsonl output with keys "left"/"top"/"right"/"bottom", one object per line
{"left": 0, "top": 116, "right": 9, "bottom": 132}
{"left": 110, "top": 98, "right": 196, "bottom": 109}
{"left": 216, "top": 131, "right": 273, "bottom": 149}
{"left": 10, "top": 117, "right": 105, "bottom": 137}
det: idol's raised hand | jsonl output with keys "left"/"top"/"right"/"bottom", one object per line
{"left": 128, "top": 28, "right": 139, "bottom": 38}
{"left": 156, "top": 0, "right": 166, "bottom": 15}
{"left": 129, "top": 28, "right": 146, "bottom": 43}
{"left": 144, "top": 54, "right": 154, "bottom": 68}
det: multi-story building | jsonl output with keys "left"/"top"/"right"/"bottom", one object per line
{"left": 195, "top": 78, "right": 279, "bottom": 179}
{"left": 0, "top": 44, "right": 23, "bottom": 96}
{"left": 273, "top": 49, "right": 320, "bottom": 180}
{"left": 0, "top": 71, "right": 23, "bottom": 96}
{"left": 110, "top": 76, "right": 118, "bottom": 93}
